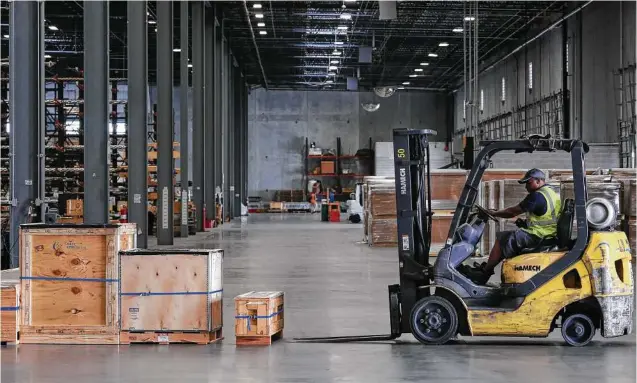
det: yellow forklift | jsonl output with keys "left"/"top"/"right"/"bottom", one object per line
{"left": 298, "top": 130, "right": 633, "bottom": 346}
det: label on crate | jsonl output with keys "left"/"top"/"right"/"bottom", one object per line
{"left": 128, "top": 307, "right": 139, "bottom": 320}
{"left": 402, "top": 235, "right": 410, "bottom": 251}
{"left": 134, "top": 194, "right": 142, "bottom": 204}
{"left": 181, "top": 190, "right": 188, "bottom": 225}
{"left": 157, "top": 335, "right": 169, "bottom": 343}
{"left": 162, "top": 187, "right": 169, "bottom": 229}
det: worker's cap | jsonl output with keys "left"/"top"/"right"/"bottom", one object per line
{"left": 518, "top": 168, "right": 546, "bottom": 184}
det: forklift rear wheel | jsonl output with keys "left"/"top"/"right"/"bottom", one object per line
{"left": 410, "top": 296, "right": 458, "bottom": 345}
{"left": 561, "top": 313, "right": 595, "bottom": 347}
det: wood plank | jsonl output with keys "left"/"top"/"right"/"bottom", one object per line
{"left": 19, "top": 332, "right": 119, "bottom": 345}
{"left": 1, "top": 283, "right": 19, "bottom": 344}
{"left": 236, "top": 330, "right": 283, "bottom": 346}
{"left": 119, "top": 329, "right": 223, "bottom": 345}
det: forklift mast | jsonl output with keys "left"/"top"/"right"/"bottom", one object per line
{"left": 392, "top": 129, "right": 437, "bottom": 327}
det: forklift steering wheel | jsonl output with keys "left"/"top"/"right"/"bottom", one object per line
{"left": 474, "top": 204, "right": 497, "bottom": 221}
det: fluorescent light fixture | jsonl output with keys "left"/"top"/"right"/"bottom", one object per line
{"left": 253, "top": 3, "right": 262, "bottom": 8}
{"left": 257, "top": 22, "right": 266, "bottom": 27}
{"left": 334, "top": 41, "right": 344, "bottom": 46}
{"left": 328, "top": 72, "right": 336, "bottom": 76}
{"left": 332, "top": 50, "right": 341, "bottom": 56}
{"left": 48, "top": 25, "right": 59, "bottom": 31}
{"left": 402, "top": 81, "right": 410, "bottom": 85}
{"left": 337, "top": 25, "right": 348, "bottom": 30}
{"left": 428, "top": 53, "right": 438, "bottom": 57}
{"left": 148, "top": 20, "right": 157, "bottom": 24}
{"left": 147, "top": 11, "right": 150, "bottom": 16}
{"left": 44, "top": 54, "right": 52, "bottom": 59}
{"left": 259, "top": 30, "right": 267, "bottom": 35}
{"left": 340, "top": 13, "right": 352, "bottom": 20}
{"left": 155, "top": 28, "right": 158, "bottom": 32}
{"left": 329, "top": 65, "right": 338, "bottom": 70}
{"left": 420, "top": 62, "right": 429, "bottom": 66}
{"left": 409, "top": 74, "right": 418, "bottom": 78}
{"left": 439, "top": 42, "right": 449, "bottom": 47}
{"left": 2, "top": 34, "right": 8, "bottom": 39}
{"left": 397, "top": 87, "right": 405, "bottom": 90}
{"left": 188, "top": 63, "right": 193, "bottom": 68}
{"left": 452, "top": 27, "right": 463, "bottom": 33}
{"left": 255, "top": 13, "right": 264, "bottom": 18}
{"left": 326, "top": 80, "right": 334, "bottom": 84}
{"left": 414, "top": 68, "right": 423, "bottom": 72}
{"left": 464, "top": 16, "right": 475, "bottom": 21}
{"left": 344, "top": 0, "right": 356, "bottom": 2}
{"left": 173, "top": 48, "right": 181, "bottom": 52}
{"left": 330, "top": 60, "right": 339, "bottom": 64}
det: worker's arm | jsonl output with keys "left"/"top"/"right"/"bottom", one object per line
{"left": 491, "top": 205, "right": 524, "bottom": 219}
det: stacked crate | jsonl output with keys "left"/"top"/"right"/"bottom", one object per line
{"left": 367, "top": 186, "right": 397, "bottom": 246}
{"left": 19, "top": 223, "right": 136, "bottom": 344}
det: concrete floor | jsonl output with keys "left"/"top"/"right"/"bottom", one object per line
{"left": 2, "top": 214, "right": 635, "bottom": 382}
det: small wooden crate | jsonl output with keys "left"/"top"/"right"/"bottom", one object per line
{"left": 66, "top": 199, "right": 83, "bottom": 217}
{"left": 19, "top": 223, "right": 136, "bottom": 344}
{"left": 119, "top": 249, "right": 223, "bottom": 345}
{"left": 1, "top": 283, "right": 20, "bottom": 344}
{"left": 235, "top": 291, "right": 284, "bottom": 345}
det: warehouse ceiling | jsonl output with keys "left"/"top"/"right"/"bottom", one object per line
{"left": 0, "top": 1, "right": 568, "bottom": 91}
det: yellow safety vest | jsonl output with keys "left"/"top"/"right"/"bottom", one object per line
{"left": 522, "top": 186, "right": 561, "bottom": 238}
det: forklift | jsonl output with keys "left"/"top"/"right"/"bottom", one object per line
{"left": 298, "top": 129, "right": 633, "bottom": 346}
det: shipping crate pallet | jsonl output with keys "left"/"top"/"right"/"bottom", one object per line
{"left": 236, "top": 329, "right": 283, "bottom": 346}
{"left": 120, "top": 328, "right": 223, "bottom": 345}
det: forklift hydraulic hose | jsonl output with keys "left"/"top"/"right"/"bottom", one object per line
{"left": 293, "top": 334, "right": 400, "bottom": 343}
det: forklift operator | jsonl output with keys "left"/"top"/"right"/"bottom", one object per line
{"left": 468, "top": 168, "right": 561, "bottom": 284}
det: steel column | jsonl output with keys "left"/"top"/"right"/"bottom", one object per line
{"left": 214, "top": 22, "right": 222, "bottom": 220}
{"left": 204, "top": 8, "right": 215, "bottom": 223}
{"left": 179, "top": 1, "right": 190, "bottom": 237}
{"left": 127, "top": 1, "right": 148, "bottom": 247}
{"left": 192, "top": 2, "right": 205, "bottom": 231}
{"left": 243, "top": 84, "right": 249, "bottom": 200}
{"left": 233, "top": 68, "right": 243, "bottom": 216}
{"left": 9, "top": 1, "right": 41, "bottom": 267}
{"left": 221, "top": 36, "right": 230, "bottom": 219}
{"left": 156, "top": 0, "right": 174, "bottom": 244}
{"left": 83, "top": 1, "right": 109, "bottom": 224}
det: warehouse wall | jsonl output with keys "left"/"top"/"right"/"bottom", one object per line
{"left": 247, "top": 89, "right": 448, "bottom": 197}
{"left": 454, "top": 1, "right": 636, "bottom": 145}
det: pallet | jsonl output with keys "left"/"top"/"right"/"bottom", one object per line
{"left": 19, "top": 223, "right": 136, "bottom": 344}
{"left": 120, "top": 328, "right": 223, "bottom": 345}
{"left": 236, "top": 329, "right": 283, "bottom": 346}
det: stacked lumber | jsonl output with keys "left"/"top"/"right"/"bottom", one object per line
{"left": 19, "top": 223, "right": 136, "bottom": 344}
{"left": 1, "top": 282, "right": 20, "bottom": 344}
{"left": 235, "top": 291, "right": 284, "bottom": 346}
{"left": 119, "top": 249, "right": 223, "bottom": 345}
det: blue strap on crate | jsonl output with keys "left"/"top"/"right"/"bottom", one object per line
{"left": 235, "top": 309, "right": 284, "bottom": 331}
{"left": 120, "top": 289, "right": 223, "bottom": 297}
{"left": 0, "top": 306, "right": 19, "bottom": 311}
{"left": 21, "top": 276, "right": 119, "bottom": 283}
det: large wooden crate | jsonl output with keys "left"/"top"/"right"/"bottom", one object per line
{"left": 1, "top": 282, "right": 20, "bottom": 344}
{"left": 19, "top": 223, "right": 136, "bottom": 344}
{"left": 430, "top": 170, "right": 467, "bottom": 201}
{"left": 119, "top": 249, "right": 223, "bottom": 345}
{"left": 235, "top": 291, "right": 284, "bottom": 345}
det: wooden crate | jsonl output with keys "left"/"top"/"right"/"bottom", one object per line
{"left": 369, "top": 188, "right": 396, "bottom": 217}
{"left": 235, "top": 291, "right": 284, "bottom": 345}
{"left": 119, "top": 249, "right": 223, "bottom": 345}
{"left": 269, "top": 202, "right": 285, "bottom": 212}
{"left": 66, "top": 199, "right": 83, "bottom": 217}
{"left": 1, "top": 283, "right": 20, "bottom": 344}
{"left": 19, "top": 223, "right": 136, "bottom": 344}
{"left": 430, "top": 170, "right": 467, "bottom": 201}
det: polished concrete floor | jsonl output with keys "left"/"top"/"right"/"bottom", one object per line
{"left": 2, "top": 214, "right": 635, "bottom": 382}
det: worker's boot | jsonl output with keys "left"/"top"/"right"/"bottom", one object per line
{"left": 465, "top": 264, "right": 494, "bottom": 285}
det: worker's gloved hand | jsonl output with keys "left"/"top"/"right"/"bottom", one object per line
{"left": 514, "top": 218, "right": 528, "bottom": 228}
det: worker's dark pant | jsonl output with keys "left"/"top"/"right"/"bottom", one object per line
{"left": 497, "top": 229, "right": 543, "bottom": 259}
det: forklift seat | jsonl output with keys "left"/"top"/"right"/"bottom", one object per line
{"left": 518, "top": 199, "right": 575, "bottom": 255}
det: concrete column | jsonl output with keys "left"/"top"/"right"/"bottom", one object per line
{"left": 9, "top": 0, "right": 41, "bottom": 267}
{"left": 83, "top": 1, "right": 109, "bottom": 224}
{"left": 179, "top": 1, "right": 190, "bottom": 237}
{"left": 204, "top": 8, "right": 215, "bottom": 223}
{"left": 156, "top": 0, "right": 174, "bottom": 244}
{"left": 192, "top": 1, "right": 205, "bottom": 231}
{"left": 127, "top": 1, "right": 148, "bottom": 247}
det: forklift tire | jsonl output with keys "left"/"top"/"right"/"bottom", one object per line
{"left": 561, "top": 313, "right": 595, "bottom": 347}
{"left": 409, "top": 296, "right": 458, "bottom": 345}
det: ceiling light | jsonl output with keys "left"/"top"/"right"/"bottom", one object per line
{"left": 464, "top": 16, "right": 476, "bottom": 21}
{"left": 409, "top": 74, "right": 418, "bottom": 78}
{"left": 414, "top": 68, "right": 423, "bottom": 72}
{"left": 328, "top": 72, "right": 336, "bottom": 76}
{"left": 452, "top": 27, "right": 463, "bottom": 33}
{"left": 173, "top": 48, "right": 181, "bottom": 52}
{"left": 257, "top": 22, "right": 265, "bottom": 27}
{"left": 334, "top": 41, "right": 344, "bottom": 45}
{"left": 188, "top": 63, "right": 193, "bottom": 68}
{"left": 48, "top": 25, "right": 59, "bottom": 31}
{"left": 255, "top": 13, "right": 264, "bottom": 18}
{"left": 332, "top": 50, "right": 341, "bottom": 56}
{"left": 420, "top": 62, "right": 429, "bottom": 66}
{"left": 330, "top": 60, "right": 339, "bottom": 64}
{"left": 326, "top": 80, "right": 333, "bottom": 84}
{"left": 44, "top": 54, "right": 52, "bottom": 59}
{"left": 259, "top": 30, "right": 267, "bottom": 35}
{"left": 154, "top": 28, "right": 158, "bottom": 32}
{"left": 439, "top": 42, "right": 449, "bottom": 47}
{"left": 329, "top": 65, "right": 338, "bottom": 70}
{"left": 344, "top": 0, "right": 356, "bottom": 2}
{"left": 428, "top": 53, "right": 438, "bottom": 57}
{"left": 337, "top": 26, "right": 348, "bottom": 30}
{"left": 253, "top": 3, "right": 262, "bottom": 8}
{"left": 2, "top": 35, "right": 8, "bottom": 39}
{"left": 402, "top": 81, "right": 410, "bottom": 85}
{"left": 397, "top": 87, "right": 405, "bottom": 90}
{"left": 147, "top": 11, "right": 150, "bottom": 16}
{"left": 340, "top": 13, "right": 352, "bottom": 20}
{"left": 148, "top": 20, "right": 156, "bottom": 24}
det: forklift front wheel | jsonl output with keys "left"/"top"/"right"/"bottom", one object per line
{"left": 410, "top": 296, "right": 458, "bottom": 345}
{"left": 561, "top": 313, "right": 595, "bottom": 347}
